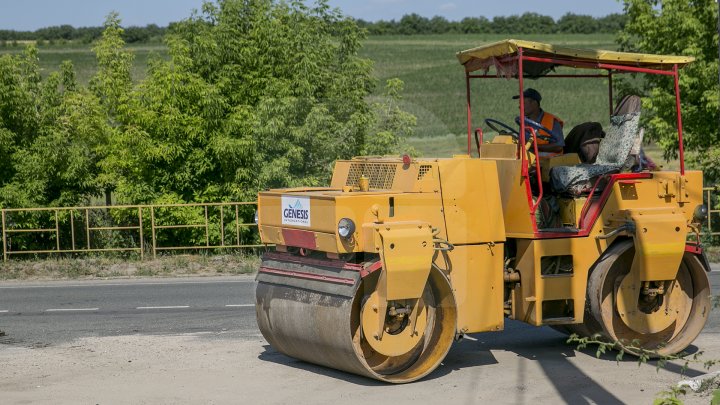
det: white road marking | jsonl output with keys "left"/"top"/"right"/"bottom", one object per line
{"left": 225, "top": 304, "right": 254, "bottom": 307}
{"left": 46, "top": 308, "right": 99, "bottom": 312}
{"left": 0, "top": 310, "right": 9, "bottom": 313}
{"left": 136, "top": 306, "right": 190, "bottom": 310}
{"left": 0, "top": 279, "right": 253, "bottom": 289}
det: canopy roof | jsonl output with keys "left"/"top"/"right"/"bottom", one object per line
{"left": 457, "top": 39, "right": 694, "bottom": 76}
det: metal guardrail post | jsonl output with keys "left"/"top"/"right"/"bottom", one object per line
{"left": 85, "top": 208, "right": 90, "bottom": 250}
{"left": 150, "top": 206, "right": 156, "bottom": 259}
{"left": 220, "top": 206, "right": 225, "bottom": 246}
{"left": 235, "top": 205, "right": 240, "bottom": 246}
{"left": 205, "top": 205, "right": 210, "bottom": 247}
{"left": 55, "top": 210, "right": 60, "bottom": 251}
{"left": 707, "top": 188, "right": 713, "bottom": 235}
{"left": 2, "top": 209, "right": 6, "bottom": 262}
{"left": 138, "top": 207, "right": 144, "bottom": 260}
{"left": 70, "top": 210, "right": 76, "bottom": 251}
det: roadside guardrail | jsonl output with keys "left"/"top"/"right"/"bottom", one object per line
{"left": 1, "top": 202, "right": 262, "bottom": 261}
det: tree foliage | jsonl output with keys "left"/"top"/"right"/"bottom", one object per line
{"left": 0, "top": 0, "right": 414, "bottom": 210}
{"left": 104, "top": 0, "right": 383, "bottom": 203}
{"left": 618, "top": 0, "right": 719, "bottom": 183}
{"left": 0, "top": 45, "right": 110, "bottom": 207}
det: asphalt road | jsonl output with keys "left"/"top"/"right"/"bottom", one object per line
{"left": 0, "top": 277, "right": 260, "bottom": 346}
{"left": 0, "top": 267, "right": 717, "bottom": 347}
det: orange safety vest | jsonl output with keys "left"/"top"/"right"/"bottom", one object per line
{"left": 536, "top": 111, "right": 564, "bottom": 145}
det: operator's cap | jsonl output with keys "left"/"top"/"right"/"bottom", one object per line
{"left": 512, "top": 88, "right": 542, "bottom": 102}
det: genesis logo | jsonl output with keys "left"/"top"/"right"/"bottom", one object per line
{"left": 281, "top": 196, "right": 311, "bottom": 226}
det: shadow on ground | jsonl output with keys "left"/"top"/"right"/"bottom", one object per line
{"left": 258, "top": 319, "right": 710, "bottom": 404}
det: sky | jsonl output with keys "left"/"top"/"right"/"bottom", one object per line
{"left": 0, "top": 0, "right": 626, "bottom": 31}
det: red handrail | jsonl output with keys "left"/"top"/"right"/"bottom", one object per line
{"left": 528, "top": 128, "right": 544, "bottom": 215}
{"left": 673, "top": 64, "right": 685, "bottom": 175}
{"left": 474, "top": 127, "right": 484, "bottom": 157}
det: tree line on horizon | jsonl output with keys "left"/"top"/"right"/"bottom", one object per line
{"left": 0, "top": 12, "right": 626, "bottom": 46}
{"left": 0, "top": 24, "right": 167, "bottom": 44}
{"left": 357, "top": 12, "right": 626, "bottom": 35}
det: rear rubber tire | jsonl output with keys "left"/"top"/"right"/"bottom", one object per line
{"left": 585, "top": 240, "right": 711, "bottom": 356}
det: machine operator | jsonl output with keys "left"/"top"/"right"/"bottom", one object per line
{"left": 513, "top": 88, "right": 564, "bottom": 157}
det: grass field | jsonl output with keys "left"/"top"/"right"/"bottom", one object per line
{"left": 0, "top": 43, "right": 167, "bottom": 84}
{"left": 0, "top": 33, "right": 678, "bottom": 168}
{"left": 360, "top": 34, "right": 619, "bottom": 139}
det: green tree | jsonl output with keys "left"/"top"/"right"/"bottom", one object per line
{"left": 100, "top": 0, "right": 407, "bottom": 204}
{"left": 618, "top": 0, "right": 719, "bottom": 183}
{"left": 557, "top": 13, "right": 599, "bottom": 34}
{"left": 458, "top": 17, "right": 491, "bottom": 34}
{"left": 398, "top": 13, "right": 432, "bottom": 35}
{"left": 90, "top": 12, "right": 134, "bottom": 124}
{"left": 89, "top": 13, "right": 135, "bottom": 204}
{"left": 0, "top": 48, "right": 110, "bottom": 208}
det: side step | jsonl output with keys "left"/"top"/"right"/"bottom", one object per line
{"left": 543, "top": 317, "right": 575, "bottom": 325}
{"left": 538, "top": 227, "right": 580, "bottom": 233}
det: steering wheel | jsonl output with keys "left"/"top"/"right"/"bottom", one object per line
{"left": 484, "top": 118, "right": 519, "bottom": 137}
{"left": 514, "top": 116, "right": 554, "bottom": 142}
{"left": 485, "top": 117, "right": 553, "bottom": 144}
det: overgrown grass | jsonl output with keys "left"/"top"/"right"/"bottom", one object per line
{"left": 0, "top": 254, "right": 259, "bottom": 280}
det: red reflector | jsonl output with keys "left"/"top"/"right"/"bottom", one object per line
{"left": 282, "top": 228, "right": 317, "bottom": 249}
{"left": 402, "top": 154, "right": 411, "bottom": 165}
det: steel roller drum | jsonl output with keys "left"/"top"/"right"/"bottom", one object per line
{"left": 255, "top": 252, "right": 457, "bottom": 383}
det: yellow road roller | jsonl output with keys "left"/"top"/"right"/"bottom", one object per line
{"left": 254, "top": 39, "right": 713, "bottom": 383}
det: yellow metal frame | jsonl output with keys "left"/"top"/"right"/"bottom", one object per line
{"left": 703, "top": 186, "right": 720, "bottom": 236}
{"left": 1, "top": 202, "right": 262, "bottom": 261}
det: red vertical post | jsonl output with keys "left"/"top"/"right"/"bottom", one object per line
{"left": 607, "top": 70, "right": 614, "bottom": 115}
{"left": 673, "top": 64, "right": 685, "bottom": 175}
{"left": 517, "top": 48, "right": 537, "bottom": 232}
{"left": 466, "top": 70, "right": 472, "bottom": 155}
{"left": 518, "top": 48, "right": 526, "bottom": 159}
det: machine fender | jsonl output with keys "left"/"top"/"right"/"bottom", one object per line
{"left": 685, "top": 244, "right": 712, "bottom": 273}
{"left": 625, "top": 208, "right": 687, "bottom": 281}
{"left": 365, "top": 221, "right": 435, "bottom": 301}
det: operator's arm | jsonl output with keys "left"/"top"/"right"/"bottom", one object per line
{"left": 537, "top": 119, "right": 564, "bottom": 153}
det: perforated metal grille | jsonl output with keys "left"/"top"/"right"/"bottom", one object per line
{"left": 346, "top": 163, "right": 397, "bottom": 189}
{"left": 417, "top": 165, "right": 432, "bottom": 180}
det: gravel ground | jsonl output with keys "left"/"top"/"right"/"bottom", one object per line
{"left": 1, "top": 331, "right": 718, "bottom": 404}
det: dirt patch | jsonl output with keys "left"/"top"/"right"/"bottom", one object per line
{"left": 0, "top": 254, "right": 260, "bottom": 280}
{"left": 1, "top": 333, "right": 718, "bottom": 405}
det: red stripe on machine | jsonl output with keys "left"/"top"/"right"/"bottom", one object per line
{"left": 263, "top": 251, "right": 378, "bottom": 274}
{"left": 360, "top": 261, "right": 383, "bottom": 278}
{"left": 281, "top": 229, "right": 317, "bottom": 249}
{"left": 259, "top": 265, "right": 356, "bottom": 285}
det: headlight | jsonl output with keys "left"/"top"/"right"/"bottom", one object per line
{"left": 693, "top": 204, "right": 708, "bottom": 223}
{"left": 337, "top": 218, "right": 356, "bottom": 239}
{"left": 254, "top": 210, "right": 259, "bottom": 224}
